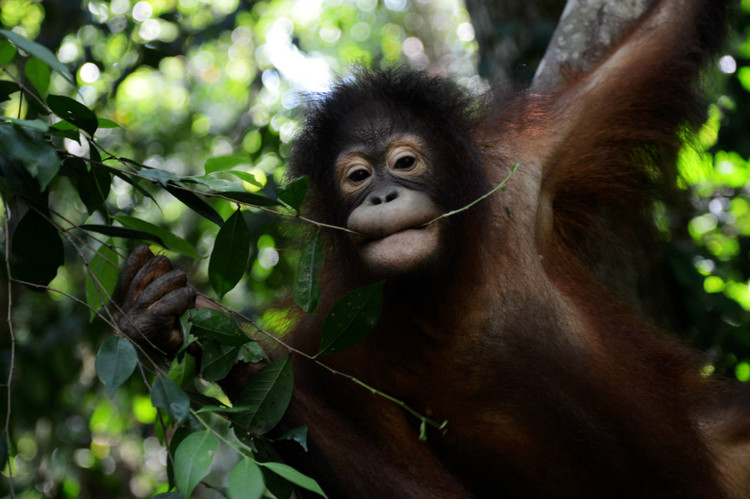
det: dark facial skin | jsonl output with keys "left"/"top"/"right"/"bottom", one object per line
{"left": 110, "top": 16, "right": 742, "bottom": 493}
{"left": 335, "top": 133, "right": 445, "bottom": 276}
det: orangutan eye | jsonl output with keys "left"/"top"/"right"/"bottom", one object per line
{"left": 348, "top": 168, "right": 371, "bottom": 182}
{"left": 394, "top": 155, "right": 416, "bottom": 170}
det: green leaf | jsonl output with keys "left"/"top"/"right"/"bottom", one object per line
{"left": 98, "top": 118, "right": 122, "bottom": 129}
{"left": 114, "top": 215, "right": 200, "bottom": 259}
{"left": 174, "top": 430, "right": 218, "bottom": 498}
{"left": 183, "top": 174, "right": 241, "bottom": 192}
{"left": 276, "top": 176, "right": 309, "bottom": 212}
{"left": 61, "top": 157, "right": 111, "bottom": 214}
{"left": 318, "top": 282, "right": 384, "bottom": 356}
{"left": 177, "top": 313, "right": 198, "bottom": 357}
{"left": 189, "top": 308, "right": 249, "bottom": 346}
{"left": 226, "top": 170, "right": 263, "bottom": 188}
{"left": 0, "top": 152, "right": 36, "bottom": 198}
{"left": 205, "top": 154, "right": 252, "bottom": 173}
{"left": 85, "top": 242, "right": 119, "bottom": 320}
{"left": 139, "top": 168, "right": 179, "bottom": 185}
{"left": 80, "top": 224, "right": 165, "bottom": 246}
{"left": 0, "top": 125, "right": 60, "bottom": 191}
{"left": 294, "top": 231, "right": 324, "bottom": 313}
{"left": 228, "top": 458, "right": 265, "bottom": 499}
{"left": 196, "top": 404, "right": 252, "bottom": 415}
{"left": 95, "top": 336, "right": 138, "bottom": 397}
{"left": 47, "top": 120, "right": 80, "bottom": 140}
{"left": 0, "top": 39, "right": 16, "bottom": 65}
{"left": 209, "top": 208, "right": 250, "bottom": 298}
{"left": 166, "top": 427, "right": 190, "bottom": 488}
{"left": 220, "top": 191, "right": 280, "bottom": 207}
{"left": 24, "top": 57, "right": 50, "bottom": 95}
{"left": 0, "top": 117, "right": 48, "bottom": 133}
{"left": 0, "top": 80, "right": 19, "bottom": 102}
{"left": 201, "top": 341, "right": 240, "bottom": 381}
{"left": 10, "top": 208, "right": 64, "bottom": 287}
{"left": 239, "top": 341, "right": 267, "bottom": 363}
{"left": 279, "top": 426, "right": 308, "bottom": 452}
{"left": 49, "top": 120, "right": 78, "bottom": 131}
{"left": 0, "top": 30, "right": 73, "bottom": 84}
{"left": 239, "top": 439, "right": 292, "bottom": 499}
{"left": 166, "top": 183, "right": 224, "bottom": 226}
{"left": 152, "top": 493, "right": 185, "bottom": 499}
{"left": 168, "top": 353, "right": 196, "bottom": 389}
{"left": 235, "top": 356, "right": 293, "bottom": 434}
{"left": 152, "top": 374, "right": 190, "bottom": 424}
{"left": 119, "top": 157, "right": 147, "bottom": 169}
{"left": 47, "top": 94, "right": 98, "bottom": 136}
{"left": 261, "top": 462, "right": 327, "bottom": 498}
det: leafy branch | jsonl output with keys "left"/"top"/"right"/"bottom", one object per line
{"left": 0, "top": 28, "right": 513, "bottom": 498}
{"left": 2, "top": 203, "right": 17, "bottom": 499}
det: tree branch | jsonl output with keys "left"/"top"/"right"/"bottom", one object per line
{"left": 532, "top": 0, "right": 656, "bottom": 91}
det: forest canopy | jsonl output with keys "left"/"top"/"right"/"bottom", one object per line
{"left": 0, "top": 0, "right": 749, "bottom": 497}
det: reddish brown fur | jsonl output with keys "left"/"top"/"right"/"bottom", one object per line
{"left": 114, "top": 0, "right": 744, "bottom": 497}
{"left": 264, "top": 1, "right": 736, "bottom": 497}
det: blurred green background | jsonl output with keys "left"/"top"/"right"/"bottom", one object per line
{"left": 0, "top": 0, "right": 749, "bottom": 497}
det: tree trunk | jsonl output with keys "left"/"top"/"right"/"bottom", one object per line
{"left": 465, "top": 0, "right": 657, "bottom": 91}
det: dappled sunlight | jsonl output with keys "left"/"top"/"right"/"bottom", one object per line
{"left": 0, "top": 0, "right": 748, "bottom": 497}
{"left": 264, "top": 17, "right": 332, "bottom": 92}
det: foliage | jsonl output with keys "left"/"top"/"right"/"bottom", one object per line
{"left": 0, "top": 1, "right": 475, "bottom": 497}
{"left": 0, "top": 0, "right": 748, "bottom": 498}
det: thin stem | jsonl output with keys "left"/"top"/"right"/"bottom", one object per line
{"left": 12, "top": 151, "right": 516, "bottom": 444}
{"left": 90, "top": 160, "right": 515, "bottom": 239}
{"left": 220, "top": 305, "right": 449, "bottom": 436}
{"left": 2, "top": 201, "right": 17, "bottom": 499}
{"left": 0, "top": 64, "right": 51, "bottom": 114}
{"left": 191, "top": 411, "right": 255, "bottom": 460}
{"left": 348, "top": 377, "right": 447, "bottom": 440}
{"left": 422, "top": 163, "right": 519, "bottom": 227}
